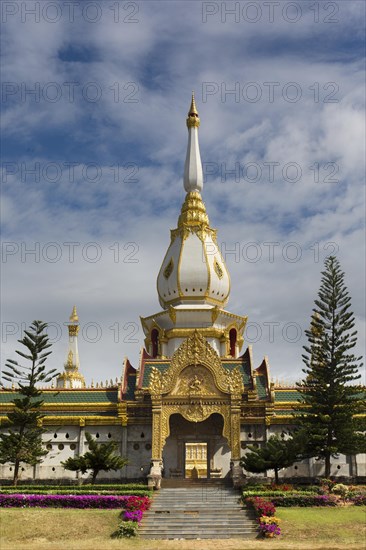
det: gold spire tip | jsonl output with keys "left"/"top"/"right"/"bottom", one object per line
{"left": 189, "top": 92, "right": 198, "bottom": 116}
{"left": 69, "top": 305, "right": 79, "bottom": 323}
{"left": 187, "top": 92, "right": 200, "bottom": 128}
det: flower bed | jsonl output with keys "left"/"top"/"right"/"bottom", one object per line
{"left": 111, "top": 495, "right": 152, "bottom": 538}
{"left": 351, "top": 494, "right": 366, "bottom": 506}
{"left": 242, "top": 490, "right": 319, "bottom": 500}
{"left": 0, "top": 489, "right": 151, "bottom": 497}
{"left": 0, "top": 494, "right": 151, "bottom": 510}
{"left": 245, "top": 497, "right": 281, "bottom": 538}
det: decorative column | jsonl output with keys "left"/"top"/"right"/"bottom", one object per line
{"left": 117, "top": 402, "right": 128, "bottom": 479}
{"left": 148, "top": 398, "right": 163, "bottom": 489}
{"left": 78, "top": 419, "right": 85, "bottom": 484}
{"left": 230, "top": 400, "right": 243, "bottom": 487}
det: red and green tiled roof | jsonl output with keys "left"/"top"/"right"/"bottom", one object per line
{"left": 274, "top": 389, "right": 302, "bottom": 402}
{"left": 0, "top": 389, "right": 119, "bottom": 405}
{"left": 256, "top": 375, "right": 268, "bottom": 400}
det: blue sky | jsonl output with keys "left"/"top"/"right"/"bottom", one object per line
{"left": 1, "top": 0, "right": 365, "bottom": 385}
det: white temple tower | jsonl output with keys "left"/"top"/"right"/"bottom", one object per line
{"left": 56, "top": 306, "right": 86, "bottom": 389}
{"left": 141, "top": 95, "right": 247, "bottom": 359}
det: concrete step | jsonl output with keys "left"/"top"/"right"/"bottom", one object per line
{"left": 140, "top": 486, "right": 258, "bottom": 540}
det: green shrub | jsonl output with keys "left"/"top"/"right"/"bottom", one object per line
{"left": 270, "top": 494, "right": 338, "bottom": 507}
{"left": 111, "top": 521, "right": 138, "bottom": 538}
{"left": 242, "top": 490, "right": 318, "bottom": 500}
{"left": 0, "top": 484, "right": 152, "bottom": 498}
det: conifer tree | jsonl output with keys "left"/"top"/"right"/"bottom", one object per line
{"left": 296, "top": 256, "right": 365, "bottom": 477}
{"left": 0, "top": 321, "right": 58, "bottom": 485}
{"left": 240, "top": 435, "right": 300, "bottom": 484}
{"left": 62, "top": 432, "right": 128, "bottom": 484}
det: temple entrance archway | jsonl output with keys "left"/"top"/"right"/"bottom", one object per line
{"left": 163, "top": 413, "right": 231, "bottom": 479}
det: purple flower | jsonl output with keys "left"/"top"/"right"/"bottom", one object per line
{"left": 0, "top": 494, "right": 151, "bottom": 510}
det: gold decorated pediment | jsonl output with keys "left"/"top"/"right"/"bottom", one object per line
{"left": 170, "top": 365, "right": 226, "bottom": 398}
{"left": 148, "top": 331, "right": 244, "bottom": 398}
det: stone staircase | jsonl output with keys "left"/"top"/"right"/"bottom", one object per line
{"left": 139, "top": 480, "right": 258, "bottom": 539}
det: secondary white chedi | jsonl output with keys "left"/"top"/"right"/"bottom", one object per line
{"left": 56, "top": 306, "right": 85, "bottom": 389}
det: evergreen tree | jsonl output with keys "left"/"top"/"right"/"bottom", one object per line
{"left": 62, "top": 432, "right": 128, "bottom": 484}
{"left": 296, "top": 256, "right": 365, "bottom": 478}
{"left": 0, "top": 321, "right": 58, "bottom": 485}
{"left": 240, "top": 435, "right": 300, "bottom": 484}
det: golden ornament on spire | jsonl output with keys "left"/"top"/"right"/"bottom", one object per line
{"left": 69, "top": 305, "right": 79, "bottom": 323}
{"left": 187, "top": 92, "right": 200, "bottom": 128}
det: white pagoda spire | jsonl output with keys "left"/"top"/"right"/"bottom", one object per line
{"left": 56, "top": 306, "right": 85, "bottom": 389}
{"left": 183, "top": 92, "right": 203, "bottom": 193}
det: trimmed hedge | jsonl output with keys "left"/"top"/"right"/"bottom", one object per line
{"left": 0, "top": 484, "right": 147, "bottom": 491}
{"left": 0, "top": 489, "right": 151, "bottom": 497}
{"left": 242, "top": 490, "right": 319, "bottom": 500}
{"left": 0, "top": 494, "right": 151, "bottom": 509}
{"left": 269, "top": 495, "right": 338, "bottom": 507}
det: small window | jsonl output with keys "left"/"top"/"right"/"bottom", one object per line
{"left": 248, "top": 433, "right": 252, "bottom": 438}
{"left": 151, "top": 329, "right": 159, "bottom": 358}
{"left": 52, "top": 467, "right": 56, "bottom": 472}
{"left": 108, "top": 432, "right": 112, "bottom": 439}
{"left": 229, "top": 328, "right": 237, "bottom": 357}
{"left": 53, "top": 433, "right": 57, "bottom": 439}
{"left": 96, "top": 432, "right": 100, "bottom": 438}
{"left": 294, "top": 466, "right": 298, "bottom": 470}
{"left": 337, "top": 465, "right": 341, "bottom": 470}
{"left": 58, "top": 444, "right": 64, "bottom": 450}
{"left": 140, "top": 432, "right": 145, "bottom": 439}
{"left": 133, "top": 443, "right": 140, "bottom": 451}
{"left": 145, "top": 443, "right": 152, "bottom": 451}
{"left": 46, "top": 444, "right": 52, "bottom": 450}
{"left": 70, "top": 443, "right": 76, "bottom": 451}
{"left": 65, "top": 433, "right": 69, "bottom": 439}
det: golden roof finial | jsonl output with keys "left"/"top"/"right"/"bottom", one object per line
{"left": 189, "top": 92, "right": 198, "bottom": 116}
{"left": 187, "top": 92, "right": 200, "bottom": 128}
{"left": 70, "top": 305, "right": 79, "bottom": 323}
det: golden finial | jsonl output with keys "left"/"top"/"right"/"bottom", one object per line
{"left": 70, "top": 305, "right": 79, "bottom": 323}
{"left": 189, "top": 92, "right": 198, "bottom": 116}
{"left": 187, "top": 92, "right": 200, "bottom": 128}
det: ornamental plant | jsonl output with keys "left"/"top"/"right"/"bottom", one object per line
{"left": 124, "top": 495, "right": 151, "bottom": 512}
{"left": 247, "top": 496, "right": 276, "bottom": 517}
{"left": 62, "top": 432, "right": 128, "bottom": 484}
{"left": 332, "top": 483, "right": 349, "bottom": 504}
{"left": 258, "top": 516, "right": 281, "bottom": 538}
{"left": 296, "top": 256, "right": 366, "bottom": 478}
{"left": 270, "top": 483, "right": 294, "bottom": 492}
{"left": 111, "top": 521, "right": 138, "bottom": 538}
{"left": 0, "top": 321, "right": 58, "bottom": 486}
{"left": 123, "top": 509, "right": 143, "bottom": 523}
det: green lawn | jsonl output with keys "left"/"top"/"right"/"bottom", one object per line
{"left": 0, "top": 507, "right": 364, "bottom": 550}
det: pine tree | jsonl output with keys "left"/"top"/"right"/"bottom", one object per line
{"left": 296, "top": 256, "right": 365, "bottom": 478}
{"left": 62, "top": 432, "right": 128, "bottom": 484}
{"left": 240, "top": 435, "right": 300, "bottom": 484}
{"left": 0, "top": 321, "right": 58, "bottom": 485}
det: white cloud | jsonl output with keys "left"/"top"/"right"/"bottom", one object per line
{"left": 1, "top": 0, "right": 364, "bottom": 385}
